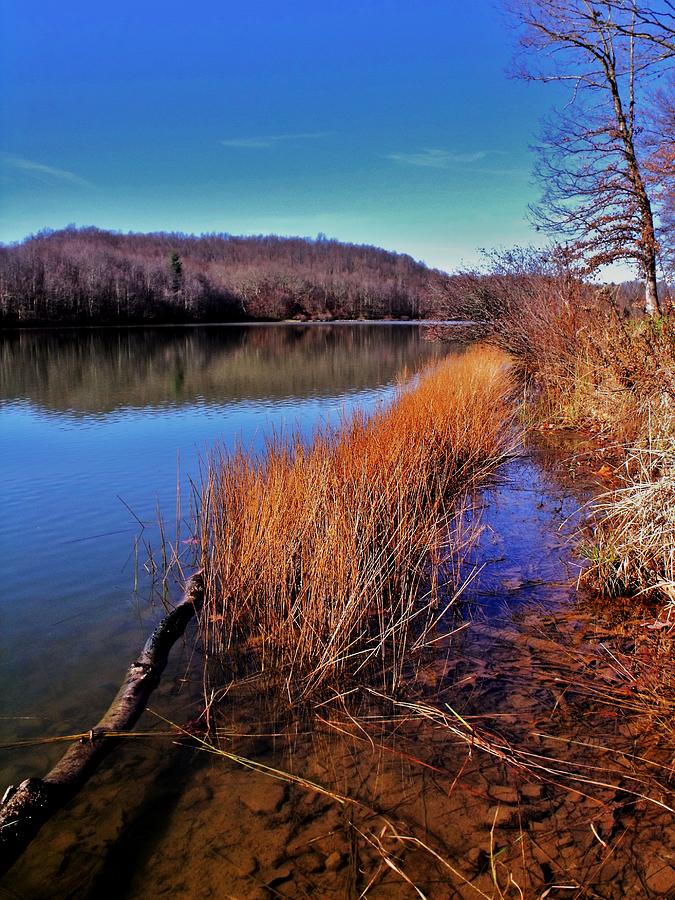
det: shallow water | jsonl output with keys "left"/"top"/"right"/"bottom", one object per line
{"left": 0, "top": 324, "right": 447, "bottom": 784}
{"left": 1, "top": 330, "right": 673, "bottom": 898}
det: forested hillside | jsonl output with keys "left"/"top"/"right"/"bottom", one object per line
{"left": 0, "top": 227, "right": 459, "bottom": 325}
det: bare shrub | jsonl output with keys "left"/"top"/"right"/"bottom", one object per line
{"left": 486, "top": 247, "right": 675, "bottom": 439}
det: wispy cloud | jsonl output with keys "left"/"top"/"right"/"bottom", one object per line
{"left": 1, "top": 154, "right": 93, "bottom": 187}
{"left": 220, "top": 132, "right": 332, "bottom": 149}
{"left": 385, "top": 148, "right": 507, "bottom": 169}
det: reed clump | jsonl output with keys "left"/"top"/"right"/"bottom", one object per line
{"left": 585, "top": 442, "right": 675, "bottom": 606}
{"left": 197, "top": 346, "right": 515, "bottom": 699}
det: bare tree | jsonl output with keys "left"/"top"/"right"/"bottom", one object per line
{"left": 509, "top": 0, "right": 674, "bottom": 314}
{"left": 645, "top": 77, "right": 675, "bottom": 283}
{"left": 605, "top": 1, "right": 675, "bottom": 52}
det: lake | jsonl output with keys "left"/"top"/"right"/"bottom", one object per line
{"left": 0, "top": 323, "right": 447, "bottom": 787}
{"left": 1, "top": 324, "right": 671, "bottom": 899}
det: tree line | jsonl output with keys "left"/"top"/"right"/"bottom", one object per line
{"left": 0, "top": 227, "right": 463, "bottom": 326}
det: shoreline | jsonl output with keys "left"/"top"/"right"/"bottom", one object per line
{"left": 0, "top": 318, "right": 482, "bottom": 333}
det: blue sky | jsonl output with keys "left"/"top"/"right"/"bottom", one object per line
{"left": 0, "top": 0, "right": 566, "bottom": 272}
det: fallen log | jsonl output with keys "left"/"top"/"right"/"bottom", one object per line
{"left": 0, "top": 570, "right": 204, "bottom": 878}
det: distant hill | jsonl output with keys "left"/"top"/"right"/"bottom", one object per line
{"left": 0, "top": 227, "right": 463, "bottom": 326}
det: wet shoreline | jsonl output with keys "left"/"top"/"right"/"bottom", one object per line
{"left": 4, "top": 433, "right": 672, "bottom": 897}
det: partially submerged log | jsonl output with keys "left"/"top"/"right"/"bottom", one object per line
{"left": 0, "top": 571, "right": 204, "bottom": 878}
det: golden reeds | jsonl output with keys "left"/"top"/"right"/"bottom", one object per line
{"left": 197, "top": 346, "right": 516, "bottom": 699}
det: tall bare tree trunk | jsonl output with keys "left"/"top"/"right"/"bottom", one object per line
{"left": 606, "top": 55, "right": 662, "bottom": 317}
{"left": 644, "top": 262, "right": 661, "bottom": 316}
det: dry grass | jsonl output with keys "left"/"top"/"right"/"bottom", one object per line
{"left": 584, "top": 442, "right": 675, "bottom": 608}
{"left": 497, "top": 294, "right": 675, "bottom": 441}
{"left": 489, "top": 265, "right": 675, "bottom": 607}
{"left": 196, "top": 346, "right": 516, "bottom": 699}
{"left": 507, "top": 298, "right": 675, "bottom": 610}
{"left": 549, "top": 314, "right": 673, "bottom": 441}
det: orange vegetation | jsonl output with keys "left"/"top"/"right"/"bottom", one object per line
{"left": 197, "top": 346, "right": 516, "bottom": 699}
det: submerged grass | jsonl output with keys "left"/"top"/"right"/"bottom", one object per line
{"left": 196, "top": 346, "right": 516, "bottom": 700}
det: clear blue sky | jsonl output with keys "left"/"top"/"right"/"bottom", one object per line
{"left": 0, "top": 0, "right": 566, "bottom": 272}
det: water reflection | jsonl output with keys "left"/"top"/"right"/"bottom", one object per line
{"left": 1, "top": 329, "right": 672, "bottom": 898}
{"left": 0, "top": 324, "right": 447, "bottom": 792}
{"left": 0, "top": 324, "right": 445, "bottom": 415}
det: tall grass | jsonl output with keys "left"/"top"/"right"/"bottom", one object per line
{"left": 585, "top": 442, "right": 675, "bottom": 606}
{"left": 494, "top": 278, "right": 674, "bottom": 440}
{"left": 197, "top": 347, "right": 515, "bottom": 699}
{"left": 490, "top": 264, "right": 674, "bottom": 607}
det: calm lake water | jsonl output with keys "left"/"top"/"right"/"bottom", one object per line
{"left": 2, "top": 325, "right": 672, "bottom": 899}
{"left": 0, "top": 323, "right": 446, "bottom": 784}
